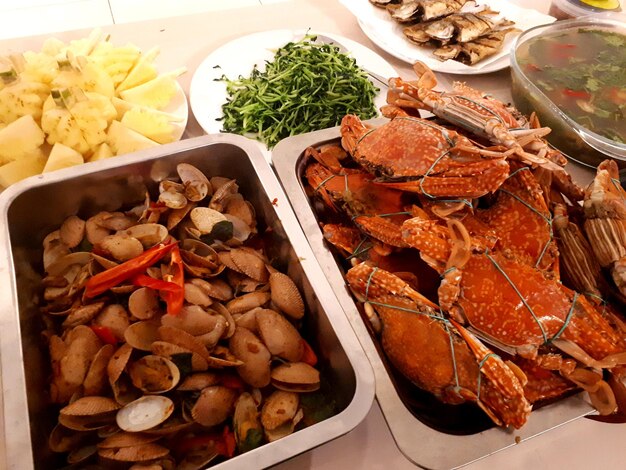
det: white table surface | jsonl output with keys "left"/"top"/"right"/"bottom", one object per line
{"left": 0, "top": 1, "right": 624, "bottom": 469}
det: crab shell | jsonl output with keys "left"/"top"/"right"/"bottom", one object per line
{"left": 340, "top": 114, "right": 510, "bottom": 199}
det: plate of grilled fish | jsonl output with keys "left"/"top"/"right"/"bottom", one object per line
{"left": 340, "top": 0, "right": 555, "bottom": 74}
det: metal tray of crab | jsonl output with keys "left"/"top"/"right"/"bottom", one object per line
{"left": 271, "top": 64, "right": 626, "bottom": 469}
{"left": 0, "top": 134, "right": 374, "bottom": 469}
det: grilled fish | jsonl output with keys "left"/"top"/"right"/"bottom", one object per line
{"left": 388, "top": 0, "right": 472, "bottom": 23}
{"left": 433, "top": 27, "right": 519, "bottom": 64}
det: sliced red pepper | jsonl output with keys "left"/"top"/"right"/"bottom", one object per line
{"left": 84, "top": 239, "right": 176, "bottom": 298}
{"left": 164, "top": 245, "right": 185, "bottom": 316}
{"left": 222, "top": 426, "right": 236, "bottom": 458}
{"left": 132, "top": 274, "right": 181, "bottom": 293}
{"left": 563, "top": 88, "right": 591, "bottom": 100}
{"left": 219, "top": 373, "right": 245, "bottom": 390}
{"left": 301, "top": 338, "right": 318, "bottom": 366}
{"left": 90, "top": 325, "right": 117, "bottom": 345}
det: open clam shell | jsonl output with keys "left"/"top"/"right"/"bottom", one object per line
{"left": 93, "top": 305, "right": 130, "bottom": 342}
{"left": 129, "top": 288, "right": 161, "bottom": 320}
{"left": 161, "top": 306, "right": 218, "bottom": 337}
{"left": 49, "top": 423, "right": 86, "bottom": 453}
{"left": 271, "top": 362, "right": 320, "bottom": 393}
{"left": 230, "top": 248, "right": 268, "bottom": 282}
{"left": 157, "top": 326, "right": 211, "bottom": 362}
{"left": 191, "top": 278, "right": 233, "bottom": 302}
{"left": 83, "top": 344, "right": 116, "bottom": 396}
{"left": 178, "top": 163, "right": 211, "bottom": 202}
{"left": 177, "top": 372, "right": 220, "bottom": 392}
{"left": 128, "top": 355, "right": 180, "bottom": 394}
{"left": 125, "top": 321, "right": 162, "bottom": 351}
{"left": 99, "top": 233, "right": 144, "bottom": 262}
{"left": 150, "top": 341, "right": 209, "bottom": 372}
{"left": 116, "top": 396, "right": 175, "bottom": 433}
{"left": 62, "top": 301, "right": 106, "bottom": 329}
{"left": 233, "top": 392, "right": 263, "bottom": 453}
{"left": 261, "top": 390, "right": 299, "bottom": 434}
{"left": 124, "top": 224, "right": 169, "bottom": 248}
{"left": 226, "top": 291, "right": 271, "bottom": 315}
{"left": 107, "top": 343, "right": 134, "bottom": 386}
{"left": 98, "top": 431, "right": 162, "bottom": 449}
{"left": 59, "top": 215, "right": 86, "bottom": 249}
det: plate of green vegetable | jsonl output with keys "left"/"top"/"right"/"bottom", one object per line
{"left": 189, "top": 30, "right": 397, "bottom": 157}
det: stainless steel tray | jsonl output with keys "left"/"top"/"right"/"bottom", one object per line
{"left": 271, "top": 122, "right": 594, "bottom": 470}
{"left": 0, "top": 134, "right": 375, "bottom": 469}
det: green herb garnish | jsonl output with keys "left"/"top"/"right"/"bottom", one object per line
{"left": 218, "top": 34, "right": 379, "bottom": 148}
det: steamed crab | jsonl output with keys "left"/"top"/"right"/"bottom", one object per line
{"left": 41, "top": 163, "right": 323, "bottom": 468}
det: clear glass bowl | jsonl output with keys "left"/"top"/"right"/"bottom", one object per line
{"left": 510, "top": 17, "right": 626, "bottom": 168}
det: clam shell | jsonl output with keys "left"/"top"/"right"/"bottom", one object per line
{"left": 178, "top": 163, "right": 211, "bottom": 202}
{"left": 233, "top": 392, "right": 262, "bottom": 452}
{"left": 211, "top": 302, "right": 236, "bottom": 339}
{"left": 125, "top": 321, "right": 161, "bottom": 351}
{"left": 98, "top": 442, "right": 170, "bottom": 462}
{"left": 269, "top": 272, "right": 305, "bottom": 320}
{"left": 99, "top": 212, "right": 137, "bottom": 231}
{"left": 107, "top": 343, "right": 134, "bottom": 386}
{"left": 48, "top": 423, "right": 85, "bottom": 452}
{"left": 234, "top": 308, "right": 259, "bottom": 332}
{"left": 47, "top": 251, "right": 92, "bottom": 277}
{"left": 226, "top": 291, "right": 271, "bottom": 315}
{"left": 230, "top": 248, "right": 268, "bottom": 282}
{"left": 158, "top": 326, "right": 211, "bottom": 362}
{"left": 100, "top": 234, "right": 144, "bottom": 262}
{"left": 190, "top": 207, "right": 227, "bottom": 235}
{"left": 256, "top": 309, "right": 304, "bottom": 362}
{"left": 150, "top": 341, "right": 209, "bottom": 372}
{"left": 261, "top": 390, "right": 299, "bottom": 430}
{"left": 58, "top": 412, "right": 116, "bottom": 431}
{"left": 116, "top": 396, "right": 175, "bottom": 432}
{"left": 271, "top": 362, "right": 320, "bottom": 392}
{"left": 124, "top": 224, "right": 169, "bottom": 248}
{"left": 86, "top": 214, "right": 112, "bottom": 245}
{"left": 143, "top": 414, "right": 193, "bottom": 436}
{"left": 167, "top": 203, "right": 195, "bottom": 231}
{"left": 60, "top": 326, "right": 101, "bottom": 390}
{"left": 128, "top": 288, "right": 161, "bottom": 320}
{"left": 92, "top": 253, "right": 119, "bottom": 270}
{"left": 43, "top": 237, "right": 71, "bottom": 273}
{"left": 83, "top": 344, "right": 115, "bottom": 396}
{"left": 227, "top": 270, "right": 264, "bottom": 293}
{"left": 177, "top": 372, "right": 220, "bottom": 391}
{"left": 60, "top": 396, "right": 121, "bottom": 416}
{"left": 183, "top": 282, "right": 213, "bottom": 307}
{"left": 93, "top": 304, "right": 130, "bottom": 342}
{"left": 217, "top": 251, "right": 239, "bottom": 272}
{"left": 62, "top": 301, "right": 106, "bottom": 329}
{"left": 265, "top": 408, "right": 304, "bottom": 443}
{"left": 225, "top": 197, "right": 255, "bottom": 229}
{"left": 191, "top": 386, "right": 237, "bottom": 427}
{"left": 224, "top": 214, "right": 251, "bottom": 243}
{"left": 176, "top": 448, "right": 220, "bottom": 470}
{"left": 59, "top": 215, "right": 86, "bottom": 248}
{"left": 209, "top": 179, "right": 238, "bottom": 212}
{"left": 67, "top": 444, "right": 98, "bottom": 464}
{"left": 98, "top": 432, "right": 161, "bottom": 449}
{"left": 112, "top": 374, "right": 143, "bottom": 406}
{"left": 128, "top": 355, "right": 180, "bottom": 394}
{"left": 158, "top": 190, "right": 188, "bottom": 209}
{"left": 229, "top": 327, "right": 271, "bottom": 388}
{"left": 191, "top": 278, "right": 233, "bottom": 301}
{"left": 161, "top": 306, "right": 217, "bottom": 336}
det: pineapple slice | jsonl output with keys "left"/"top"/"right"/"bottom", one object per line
{"left": 0, "top": 115, "right": 45, "bottom": 163}
{"left": 121, "top": 107, "right": 181, "bottom": 144}
{"left": 91, "top": 42, "right": 141, "bottom": 87}
{"left": 116, "top": 46, "right": 159, "bottom": 92}
{"left": 43, "top": 142, "right": 84, "bottom": 173}
{"left": 0, "top": 149, "right": 46, "bottom": 189}
{"left": 88, "top": 142, "right": 114, "bottom": 162}
{"left": 119, "top": 68, "right": 186, "bottom": 110}
{"left": 51, "top": 57, "right": 114, "bottom": 97}
{"left": 0, "top": 78, "right": 49, "bottom": 123}
{"left": 22, "top": 51, "right": 59, "bottom": 84}
{"left": 111, "top": 96, "right": 135, "bottom": 120}
{"left": 107, "top": 120, "right": 159, "bottom": 155}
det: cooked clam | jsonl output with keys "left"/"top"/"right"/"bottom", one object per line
{"left": 59, "top": 215, "right": 86, "bottom": 249}
{"left": 125, "top": 321, "right": 161, "bottom": 351}
{"left": 150, "top": 341, "right": 209, "bottom": 372}
{"left": 269, "top": 272, "right": 305, "bottom": 320}
{"left": 116, "top": 396, "right": 175, "bottom": 432}
{"left": 191, "top": 385, "right": 237, "bottom": 427}
{"left": 226, "top": 291, "right": 271, "bottom": 315}
{"left": 271, "top": 362, "right": 320, "bottom": 392}
{"left": 129, "top": 288, "right": 161, "bottom": 320}
{"left": 99, "top": 233, "right": 144, "bottom": 261}
{"left": 261, "top": 391, "right": 302, "bottom": 442}
{"left": 98, "top": 442, "right": 170, "bottom": 462}
{"left": 229, "top": 327, "right": 271, "bottom": 388}
{"left": 234, "top": 392, "right": 263, "bottom": 453}
{"left": 128, "top": 355, "right": 180, "bottom": 394}
{"left": 256, "top": 309, "right": 304, "bottom": 362}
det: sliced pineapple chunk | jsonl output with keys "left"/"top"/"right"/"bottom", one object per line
{"left": 121, "top": 107, "right": 181, "bottom": 144}
{"left": 88, "top": 142, "right": 114, "bottom": 162}
{"left": 43, "top": 142, "right": 84, "bottom": 173}
{"left": 0, "top": 115, "right": 45, "bottom": 163}
{"left": 107, "top": 120, "right": 159, "bottom": 155}
{"left": 116, "top": 46, "right": 159, "bottom": 92}
{"left": 0, "top": 78, "right": 49, "bottom": 124}
{"left": 0, "top": 149, "right": 46, "bottom": 188}
{"left": 111, "top": 96, "right": 135, "bottom": 120}
{"left": 119, "top": 68, "right": 186, "bottom": 110}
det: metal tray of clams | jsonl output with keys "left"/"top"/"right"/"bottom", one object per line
{"left": 271, "top": 122, "right": 594, "bottom": 470}
{"left": 0, "top": 133, "right": 375, "bottom": 469}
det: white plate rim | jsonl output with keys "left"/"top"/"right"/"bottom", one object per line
{"left": 165, "top": 81, "right": 188, "bottom": 141}
{"left": 189, "top": 29, "right": 398, "bottom": 151}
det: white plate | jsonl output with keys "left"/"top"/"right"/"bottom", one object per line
{"left": 189, "top": 29, "right": 398, "bottom": 158}
{"left": 167, "top": 81, "right": 188, "bottom": 141}
{"left": 341, "top": 0, "right": 555, "bottom": 75}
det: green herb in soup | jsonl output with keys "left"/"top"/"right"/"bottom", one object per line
{"left": 516, "top": 28, "right": 626, "bottom": 144}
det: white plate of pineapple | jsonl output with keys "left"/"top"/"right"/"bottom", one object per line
{"left": 0, "top": 28, "right": 188, "bottom": 190}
